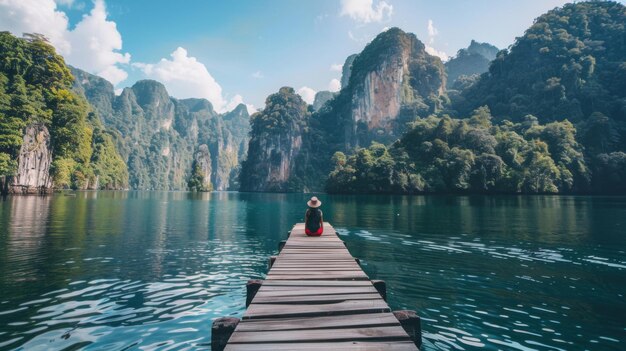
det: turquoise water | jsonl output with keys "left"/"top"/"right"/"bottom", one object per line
{"left": 0, "top": 192, "right": 624, "bottom": 350}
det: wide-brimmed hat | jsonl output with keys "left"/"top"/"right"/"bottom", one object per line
{"left": 307, "top": 196, "right": 322, "bottom": 208}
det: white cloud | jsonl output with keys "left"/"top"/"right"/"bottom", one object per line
{"left": 66, "top": 0, "right": 130, "bottom": 84}
{"left": 425, "top": 19, "right": 449, "bottom": 62}
{"left": 425, "top": 46, "right": 449, "bottom": 62}
{"left": 251, "top": 71, "right": 264, "bottom": 79}
{"left": 134, "top": 47, "right": 225, "bottom": 110}
{"left": 134, "top": 47, "right": 250, "bottom": 113}
{"left": 225, "top": 94, "right": 256, "bottom": 115}
{"left": 0, "top": 0, "right": 130, "bottom": 85}
{"left": 55, "top": 0, "right": 74, "bottom": 7}
{"left": 340, "top": 0, "right": 392, "bottom": 23}
{"left": 427, "top": 19, "right": 438, "bottom": 43}
{"left": 297, "top": 86, "right": 317, "bottom": 105}
{"left": 330, "top": 63, "right": 343, "bottom": 72}
{"left": 328, "top": 79, "right": 341, "bottom": 92}
{"left": 0, "top": 0, "right": 71, "bottom": 53}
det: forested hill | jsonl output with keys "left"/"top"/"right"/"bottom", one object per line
{"left": 241, "top": 1, "right": 626, "bottom": 195}
{"left": 445, "top": 40, "right": 499, "bottom": 89}
{"left": 457, "top": 1, "right": 625, "bottom": 143}
{"left": 0, "top": 32, "right": 127, "bottom": 194}
{"left": 0, "top": 31, "right": 249, "bottom": 194}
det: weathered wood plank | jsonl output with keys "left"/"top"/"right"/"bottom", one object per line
{"left": 272, "top": 262, "right": 360, "bottom": 266}
{"left": 225, "top": 341, "right": 417, "bottom": 351}
{"left": 269, "top": 268, "right": 363, "bottom": 273}
{"left": 228, "top": 326, "right": 411, "bottom": 343}
{"left": 254, "top": 286, "right": 379, "bottom": 296}
{"left": 260, "top": 280, "right": 374, "bottom": 286}
{"left": 252, "top": 293, "right": 382, "bottom": 304}
{"left": 234, "top": 312, "right": 401, "bottom": 332}
{"left": 244, "top": 300, "right": 390, "bottom": 319}
{"left": 266, "top": 274, "right": 369, "bottom": 281}
{"left": 267, "top": 268, "right": 364, "bottom": 273}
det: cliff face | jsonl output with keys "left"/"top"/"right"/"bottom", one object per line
{"left": 71, "top": 68, "right": 250, "bottom": 191}
{"left": 348, "top": 28, "right": 446, "bottom": 140}
{"left": 312, "top": 91, "right": 336, "bottom": 111}
{"left": 9, "top": 124, "right": 53, "bottom": 194}
{"left": 340, "top": 54, "right": 358, "bottom": 89}
{"left": 194, "top": 144, "right": 212, "bottom": 190}
{"left": 239, "top": 87, "right": 309, "bottom": 192}
{"left": 315, "top": 28, "right": 446, "bottom": 149}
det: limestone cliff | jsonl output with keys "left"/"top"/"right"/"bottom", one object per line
{"left": 239, "top": 87, "right": 309, "bottom": 192}
{"left": 341, "top": 54, "right": 358, "bottom": 89}
{"left": 71, "top": 68, "right": 250, "bottom": 191}
{"left": 9, "top": 124, "right": 53, "bottom": 194}
{"left": 312, "top": 91, "right": 336, "bottom": 111}
{"left": 347, "top": 28, "right": 446, "bottom": 144}
{"left": 315, "top": 27, "right": 447, "bottom": 150}
{"left": 194, "top": 144, "right": 212, "bottom": 190}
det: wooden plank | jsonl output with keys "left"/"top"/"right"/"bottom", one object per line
{"left": 234, "top": 312, "right": 401, "bottom": 332}
{"left": 244, "top": 300, "right": 390, "bottom": 319}
{"left": 266, "top": 274, "right": 368, "bottom": 280}
{"left": 255, "top": 286, "right": 378, "bottom": 296}
{"left": 228, "top": 326, "right": 411, "bottom": 343}
{"left": 252, "top": 293, "right": 382, "bottom": 304}
{"left": 275, "top": 258, "right": 357, "bottom": 262}
{"left": 225, "top": 341, "right": 417, "bottom": 351}
{"left": 260, "top": 279, "right": 373, "bottom": 287}
{"left": 282, "top": 254, "right": 354, "bottom": 261}
{"left": 270, "top": 268, "right": 362, "bottom": 272}
{"left": 269, "top": 268, "right": 363, "bottom": 273}
{"left": 272, "top": 262, "right": 359, "bottom": 266}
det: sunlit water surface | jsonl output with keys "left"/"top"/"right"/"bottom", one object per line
{"left": 0, "top": 192, "right": 624, "bottom": 350}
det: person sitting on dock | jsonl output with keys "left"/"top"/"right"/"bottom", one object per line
{"left": 304, "top": 196, "right": 324, "bottom": 236}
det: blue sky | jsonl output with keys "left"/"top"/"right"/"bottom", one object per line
{"left": 3, "top": 0, "right": 623, "bottom": 112}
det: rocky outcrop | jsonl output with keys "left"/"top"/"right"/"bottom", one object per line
{"left": 317, "top": 27, "right": 446, "bottom": 148}
{"left": 341, "top": 54, "right": 358, "bottom": 89}
{"left": 10, "top": 124, "right": 53, "bottom": 194}
{"left": 239, "top": 87, "right": 309, "bottom": 192}
{"left": 194, "top": 144, "right": 212, "bottom": 190}
{"left": 312, "top": 91, "right": 336, "bottom": 111}
{"left": 349, "top": 28, "right": 445, "bottom": 137}
{"left": 71, "top": 68, "right": 250, "bottom": 191}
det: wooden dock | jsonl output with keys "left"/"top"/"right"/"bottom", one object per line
{"left": 215, "top": 222, "right": 421, "bottom": 350}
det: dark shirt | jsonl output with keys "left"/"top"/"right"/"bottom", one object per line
{"left": 305, "top": 208, "right": 323, "bottom": 231}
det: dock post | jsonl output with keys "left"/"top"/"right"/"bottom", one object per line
{"left": 268, "top": 256, "right": 277, "bottom": 269}
{"left": 355, "top": 258, "right": 361, "bottom": 265}
{"left": 278, "top": 240, "right": 286, "bottom": 252}
{"left": 246, "top": 279, "right": 263, "bottom": 307}
{"left": 372, "top": 279, "right": 387, "bottom": 301}
{"left": 286, "top": 230, "right": 291, "bottom": 237}
{"left": 393, "top": 310, "right": 422, "bottom": 349}
{"left": 211, "top": 316, "right": 240, "bottom": 351}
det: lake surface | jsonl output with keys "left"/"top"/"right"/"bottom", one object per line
{"left": 0, "top": 192, "right": 624, "bottom": 351}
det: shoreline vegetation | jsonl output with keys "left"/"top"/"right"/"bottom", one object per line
{"left": 1, "top": 1, "right": 625, "bottom": 196}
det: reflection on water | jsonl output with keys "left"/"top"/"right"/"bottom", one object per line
{"left": 0, "top": 192, "right": 625, "bottom": 350}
